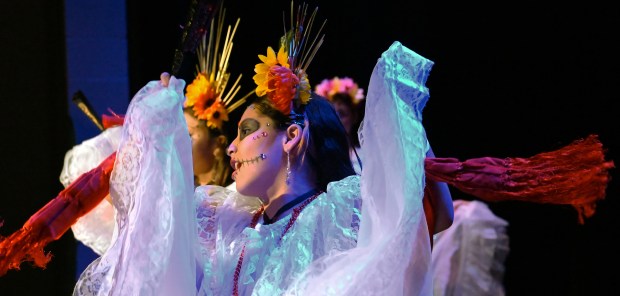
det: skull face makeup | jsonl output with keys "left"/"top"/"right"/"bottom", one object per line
{"left": 228, "top": 105, "right": 288, "bottom": 198}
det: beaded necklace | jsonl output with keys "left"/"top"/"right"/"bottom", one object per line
{"left": 232, "top": 189, "right": 324, "bottom": 296}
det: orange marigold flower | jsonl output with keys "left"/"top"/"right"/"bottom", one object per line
{"left": 268, "top": 66, "right": 299, "bottom": 114}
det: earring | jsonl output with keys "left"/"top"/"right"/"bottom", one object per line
{"left": 286, "top": 150, "right": 291, "bottom": 185}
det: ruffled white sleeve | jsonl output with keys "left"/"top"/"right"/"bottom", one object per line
{"left": 432, "top": 200, "right": 509, "bottom": 296}
{"left": 60, "top": 126, "right": 122, "bottom": 255}
{"left": 288, "top": 41, "right": 434, "bottom": 295}
{"left": 73, "top": 76, "right": 196, "bottom": 296}
{"left": 193, "top": 185, "right": 263, "bottom": 295}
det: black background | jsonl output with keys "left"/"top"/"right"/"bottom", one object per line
{"left": 1, "top": 1, "right": 618, "bottom": 295}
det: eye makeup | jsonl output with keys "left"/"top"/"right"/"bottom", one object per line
{"left": 238, "top": 118, "right": 260, "bottom": 141}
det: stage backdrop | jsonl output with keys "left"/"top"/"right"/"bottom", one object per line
{"left": 1, "top": 1, "right": 617, "bottom": 295}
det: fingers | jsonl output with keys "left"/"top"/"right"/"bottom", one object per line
{"left": 160, "top": 72, "right": 171, "bottom": 87}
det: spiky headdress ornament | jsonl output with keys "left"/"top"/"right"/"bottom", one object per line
{"left": 253, "top": 1, "right": 326, "bottom": 121}
{"left": 184, "top": 4, "right": 249, "bottom": 130}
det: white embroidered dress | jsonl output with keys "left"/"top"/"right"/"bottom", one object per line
{"left": 73, "top": 41, "right": 434, "bottom": 295}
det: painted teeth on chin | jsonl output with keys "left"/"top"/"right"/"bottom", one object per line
{"left": 238, "top": 154, "right": 267, "bottom": 168}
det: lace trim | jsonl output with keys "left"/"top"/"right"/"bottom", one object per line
{"left": 109, "top": 119, "right": 144, "bottom": 226}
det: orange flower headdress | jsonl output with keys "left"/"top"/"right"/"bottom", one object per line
{"left": 253, "top": 2, "right": 326, "bottom": 121}
{"left": 184, "top": 5, "right": 249, "bottom": 131}
{"left": 314, "top": 76, "right": 365, "bottom": 105}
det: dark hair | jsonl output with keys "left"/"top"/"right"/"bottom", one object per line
{"left": 251, "top": 93, "right": 356, "bottom": 191}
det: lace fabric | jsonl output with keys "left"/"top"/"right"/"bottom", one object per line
{"left": 194, "top": 177, "right": 361, "bottom": 295}
{"left": 60, "top": 126, "right": 122, "bottom": 255}
{"left": 73, "top": 76, "right": 196, "bottom": 296}
{"left": 60, "top": 126, "right": 123, "bottom": 187}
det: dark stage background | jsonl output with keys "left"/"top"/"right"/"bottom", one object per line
{"left": 1, "top": 1, "right": 618, "bottom": 295}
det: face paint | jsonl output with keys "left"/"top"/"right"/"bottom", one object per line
{"left": 228, "top": 105, "right": 286, "bottom": 197}
{"left": 252, "top": 132, "right": 269, "bottom": 140}
{"left": 238, "top": 118, "right": 260, "bottom": 141}
{"left": 235, "top": 153, "right": 267, "bottom": 171}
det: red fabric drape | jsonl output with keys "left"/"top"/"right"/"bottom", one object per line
{"left": 102, "top": 113, "right": 125, "bottom": 129}
{"left": 0, "top": 152, "right": 116, "bottom": 276}
{"left": 425, "top": 135, "right": 614, "bottom": 224}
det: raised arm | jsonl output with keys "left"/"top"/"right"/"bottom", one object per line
{"left": 424, "top": 146, "right": 454, "bottom": 234}
{"left": 73, "top": 74, "right": 197, "bottom": 295}
{"left": 291, "top": 41, "right": 437, "bottom": 295}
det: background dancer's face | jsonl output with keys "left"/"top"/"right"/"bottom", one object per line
{"left": 228, "top": 105, "right": 286, "bottom": 198}
{"left": 184, "top": 110, "right": 228, "bottom": 186}
{"left": 331, "top": 99, "right": 354, "bottom": 134}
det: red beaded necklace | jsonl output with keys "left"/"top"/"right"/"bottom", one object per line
{"left": 232, "top": 190, "right": 324, "bottom": 296}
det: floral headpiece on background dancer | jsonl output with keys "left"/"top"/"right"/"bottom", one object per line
{"left": 314, "top": 76, "right": 366, "bottom": 152}
{"left": 314, "top": 76, "right": 365, "bottom": 105}
{"left": 252, "top": 2, "right": 326, "bottom": 127}
{"left": 183, "top": 3, "right": 251, "bottom": 187}
{"left": 184, "top": 6, "right": 249, "bottom": 131}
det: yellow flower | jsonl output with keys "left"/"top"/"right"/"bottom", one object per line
{"left": 204, "top": 100, "right": 228, "bottom": 130}
{"left": 254, "top": 46, "right": 289, "bottom": 96}
{"left": 330, "top": 77, "right": 342, "bottom": 97}
{"left": 186, "top": 73, "right": 217, "bottom": 111}
{"left": 297, "top": 70, "right": 311, "bottom": 105}
{"left": 185, "top": 72, "right": 228, "bottom": 128}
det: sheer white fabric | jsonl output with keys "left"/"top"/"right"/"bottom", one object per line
{"left": 432, "top": 200, "right": 509, "bottom": 296}
{"left": 286, "top": 41, "right": 434, "bottom": 295}
{"left": 73, "top": 76, "right": 196, "bottom": 296}
{"left": 60, "top": 126, "right": 122, "bottom": 255}
{"left": 73, "top": 41, "right": 434, "bottom": 295}
{"left": 60, "top": 126, "right": 123, "bottom": 187}
{"left": 194, "top": 177, "right": 361, "bottom": 295}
